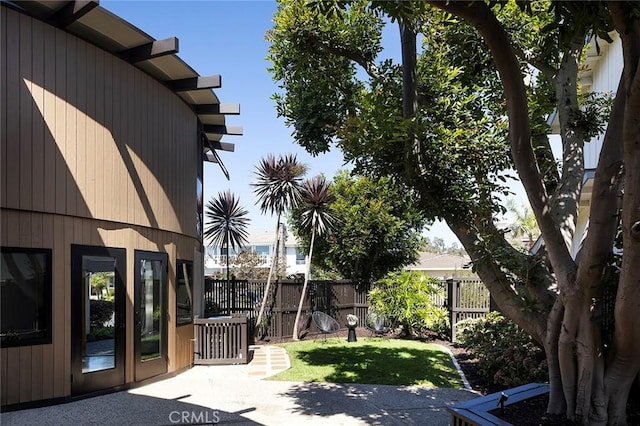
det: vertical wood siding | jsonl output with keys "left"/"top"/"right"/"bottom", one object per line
{"left": 1, "top": 7, "right": 199, "bottom": 236}
{"left": 1, "top": 211, "right": 200, "bottom": 404}
{"left": 1, "top": 8, "right": 203, "bottom": 405}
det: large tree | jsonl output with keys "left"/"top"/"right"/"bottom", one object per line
{"left": 268, "top": 1, "right": 640, "bottom": 424}
{"left": 290, "top": 171, "right": 426, "bottom": 285}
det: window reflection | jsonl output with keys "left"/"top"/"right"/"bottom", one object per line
{"left": 0, "top": 248, "right": 52, "bottom": 347}
{"left": 176, "top": 261, "right": 193, "bottom": 326}
{"left": 140, "top": 259, "right": 162, "bottom": 361}
{"left": 82, "top": 256, "right": 116, "bottom": 373}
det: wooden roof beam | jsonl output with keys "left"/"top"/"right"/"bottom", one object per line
{"left": 119, "top": 37, "right": 179, "bottom": 63}
{"left": 51, "top": 1, "right": 99, "bottom": 28}
{"left": 202, "top": 124, "right": 243, "bottom": 136}
{"left": 195, "top": 103, "right": 240, "bottom": 115}
{"left": 207, "top": 140, "right": 235, "bottom": 152}
{"left": 166, "top": 75, "right": 221, "bottom": 91}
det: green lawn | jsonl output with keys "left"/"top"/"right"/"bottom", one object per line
{"left": 269, "top": 337, "right": 464, "bottom": 388}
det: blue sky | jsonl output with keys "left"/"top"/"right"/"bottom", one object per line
{"left": 101, "top": 0, "right": 489, "bottom": 246}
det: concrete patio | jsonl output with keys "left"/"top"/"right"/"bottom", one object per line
{"left": 1, "top": 345, "right": 479, "bottom": 425}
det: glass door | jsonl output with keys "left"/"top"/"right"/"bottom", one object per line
{"left": 134, "top": 250, "right": 168, "bottom": 381}
{"left": 71, "top": 245, "right": 126, "bottom": 395}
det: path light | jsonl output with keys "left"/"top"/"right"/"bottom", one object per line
{"left": 346, "top": 314, "right": 359, "bottom": 342}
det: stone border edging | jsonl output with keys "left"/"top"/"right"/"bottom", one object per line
{"left": 436, "top": 344, "right": 473, "bottom": 391}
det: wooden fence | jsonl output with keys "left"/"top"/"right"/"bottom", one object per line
{"left": 203, "top": 277, "right": 491, "bottom": 343}
{"left": 203, "top": 278, "right": 368, "bottom": 341}
{"left": 447, "top": 278, "right": 493, "bottom": 342}
{"left": 193, "top": 315, "right": 249, "bottom": 365}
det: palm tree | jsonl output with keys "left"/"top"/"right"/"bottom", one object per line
{"left": 252, "top": 153, "right": 307, "bottom": 332}
{"left": 292, "top": 176, "right": 334, "bottom": 340}
{"left": 507, "top": 199, "right": 540, "bottom": 250}
{"left": 204, "top": 190, "right": 250, "bottom": 291}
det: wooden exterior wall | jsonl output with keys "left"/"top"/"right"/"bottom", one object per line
{"left": 1, "top": 7, "right": 199, "bottom": 234}
{"left": 1, "top": 7, "right": 201, "bottom": 406}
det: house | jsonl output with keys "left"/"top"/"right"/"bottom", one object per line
{"left": 406, "top": 252, "right": 475, "bottom": 279}
{"left": 1, "top": 1, "right": 240, "bottom": 408}
{"left": 204, "top": 230, "right": 307, "bottom": 277}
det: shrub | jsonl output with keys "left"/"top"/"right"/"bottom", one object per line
{"left": 369, "top": 271, "right": 450, "bottom": 338}
{"left": 204, "top": 299, "right": 222, "bottom": 317}
{"left": 456, "top": 312, "right": 547, "bottom": 387}
{"left": 87, "top": 326, "right": 114, "bottom": 342}
{"left": 89, "top": 299, "right": 114, "bottom": 328}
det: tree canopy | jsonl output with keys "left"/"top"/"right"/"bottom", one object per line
{"left": 269, "top": 0, "right": 640, "bottom": 423}
{"left": 289, "top": 171, "right": 427, "bottom": 284}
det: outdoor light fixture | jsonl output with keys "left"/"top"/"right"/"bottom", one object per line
{"left": 346, "top": 314, "right": 358, "bottom": 342}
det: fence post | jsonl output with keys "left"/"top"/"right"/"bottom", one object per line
{"left": 231, "top": 278, "right": 237, "bottom": 314}
{"left": 193, "top": 315, "right": 200, "bottom": 363}
{"left": 276, "top": 279, "right": 282, "bottom": 339}
{"left": 351, "top": 283, "right": 356, "bottom": 316}
{"left": 241, "top": 317, "right": 248, "bottom": 362}
{"left": 446, "top": 278, "right": 457, "bottom": 342}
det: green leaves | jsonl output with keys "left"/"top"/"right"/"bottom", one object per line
{"left": 369, "top": 270, "right": 449, "bottom": 338}
{"left": 290, "top": 171, "right": 427, "bottom": 284}
{"left": 268, "top": 0, "right": 382, "bottom": 155}
{"left": 298, "top": 175, "right": 335, "bottom": 236}
{"left": 456, "top": 312, "right": 548, "bottom": 387}
{"left": 203, "top": 190, "right": 250, "bottom": 251}
{"left": 252, "top": 153, "right": 307, "bottom": 216}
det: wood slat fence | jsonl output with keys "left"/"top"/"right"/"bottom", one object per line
{"left": 203, "top": 278, "right": 369, "bottom": 342}
{"left": 203, "top": 277, "right": 491, "bottom": 343}
{"left": 447, "top": 278, "right": 493, "bottom": 342}
{"left": 193, "top": 315, "right": 248, "bottom": 365}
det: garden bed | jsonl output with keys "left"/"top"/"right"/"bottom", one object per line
{"left": 448, "top": 383, "right": 549, "bottom": 425}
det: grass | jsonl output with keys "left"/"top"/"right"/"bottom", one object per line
{"left": 269, "top": 337, "right": 464, "bottom": 388}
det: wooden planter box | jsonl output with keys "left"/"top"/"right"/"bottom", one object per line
{"left": 448, "top": 383, "right": 549, "bottom": 426}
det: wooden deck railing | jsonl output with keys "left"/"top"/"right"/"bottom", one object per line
{"left": 193, "top": 315, "right": 248, "bottom": 365}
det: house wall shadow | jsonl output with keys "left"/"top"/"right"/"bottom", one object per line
{"left": 0, "top": 392, "right": 260, "bottom": 425}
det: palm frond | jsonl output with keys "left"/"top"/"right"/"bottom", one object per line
{"left": 252, "top": 153, "right": 307, "bottom": 215}
{"left": 203, "top": 190, "right": 250, "bottom": 250}
{"left": 299, "top": 175, "right": 335, "bottom": 236}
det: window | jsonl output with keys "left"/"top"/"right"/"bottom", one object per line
{"left": 296, "top": 249, "right": 306, "bottom": 265}
{"left": 1, "top": 247, "right": 52, "bottom": 347}
{"left": 176, "top": 260, "right": 193, "bottom": 326}
{"left": 254, "top": 245, "right": 269, "bottom": 256}
{"left": 254, "top": 245, "right": 269, "bottom": 263}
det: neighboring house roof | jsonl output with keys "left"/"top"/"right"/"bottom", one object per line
{"left": 407, "top": 252, "right": 472, "bottom": 273}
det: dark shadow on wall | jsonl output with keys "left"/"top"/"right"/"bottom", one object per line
{"left": 20, "top": 68, "right": 163, "bottom": 229}
{"left": 9, "top": 20, "right": 196, "bottom": 233}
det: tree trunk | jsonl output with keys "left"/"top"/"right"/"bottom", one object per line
{"left": 226, "top": 231, "right": 230, "bottom": 312}
{"left": 399, "top": 13, "right": 429, "bottom": 182}
{"left": 427, "top": 3, "right": 619, "bottom": 421}
{"left": 292, "top": 226, "right": 316, "bottom": 340}
{"left": 602, "top": 5, "right": 640, "bottom": 424}
{"left": 255, "top": 213, "right": 282, "bottom": 334}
